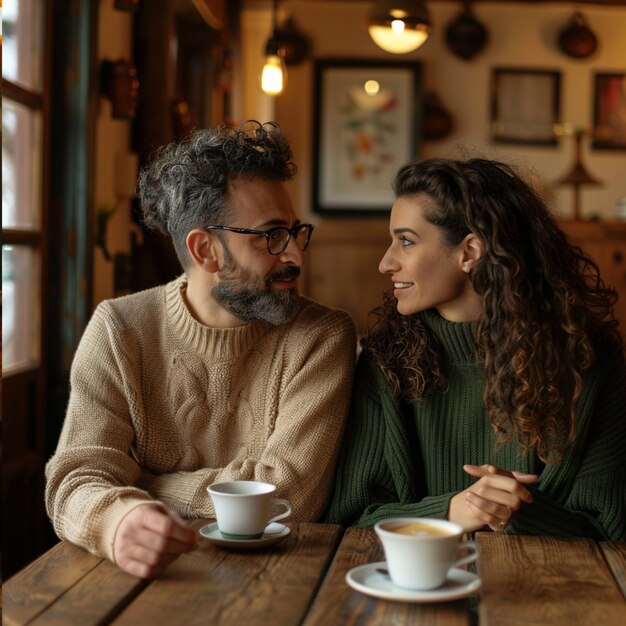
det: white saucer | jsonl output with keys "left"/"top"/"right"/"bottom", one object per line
{"left": 199, "top": 522, "right": 290, "bottom": 548}
{"left": 346, "top": 562, "right": 481, "bottom": 603}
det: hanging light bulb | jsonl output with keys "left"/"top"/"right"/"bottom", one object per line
{"left": 260, "top": 0, "right": 287, "bottom": 96}
{"left": 260, "top": 36, "right": 286, "bottom": 96}
{"left": 368, "top": 0, "right": 432, "bottom": 54}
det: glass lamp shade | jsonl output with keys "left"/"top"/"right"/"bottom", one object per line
{"left": 368, "top": 0, "right": 432, "bottom": 54}
{"left": 260, "top": 37, "right": 287, "bottom": 95}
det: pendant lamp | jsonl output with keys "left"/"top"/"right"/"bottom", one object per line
{"left": 368, "top": 0, "right": 432, "bottom": 54}
{"left": 260, "top": 0, "right": 287, "bottom": 95}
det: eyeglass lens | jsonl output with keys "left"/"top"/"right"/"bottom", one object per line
{"left": 268, "top": 226, "right": 310, "bottom": 254}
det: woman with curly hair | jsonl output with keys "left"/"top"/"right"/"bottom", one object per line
{"left": 326, "top": 157, "right": 625, "bottom": 540}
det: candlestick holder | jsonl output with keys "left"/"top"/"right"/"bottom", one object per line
{"left": 555, "top": 126, "right": 602, "bottom": 220}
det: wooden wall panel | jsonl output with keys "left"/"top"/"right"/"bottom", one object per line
{"left": 304, "top": 219, "right": 626, "bottom": 340}
{"left": 304, "top": 220, "right": 390, "bottom": 337}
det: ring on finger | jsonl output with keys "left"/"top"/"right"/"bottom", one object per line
{"left": 499, "top": 506, "right": 512, "bottom": 529}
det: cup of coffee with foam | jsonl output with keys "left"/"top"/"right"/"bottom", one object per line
{"left": 207, "top": 480, "right": 292, "bottom": 540}
{"left": 374, "top": 517, "right": 478, "bottom": 590}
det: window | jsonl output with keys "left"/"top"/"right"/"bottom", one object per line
{"left": 2, "top": 0, "right": 52, "bottom": 578}
{"left": 2, "top": 0, "right": 47, "bottom": 373}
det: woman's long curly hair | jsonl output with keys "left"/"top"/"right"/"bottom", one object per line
{"left": 364, "top": 158, "right": 621, "bottom": 462}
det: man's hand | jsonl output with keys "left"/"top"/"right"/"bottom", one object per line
{"left": 448, "top": 464, "right": 538, "bottom": 532}
{"left": 113, "top": 503, "right": 199, "bottom": 579}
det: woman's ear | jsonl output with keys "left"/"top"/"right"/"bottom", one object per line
{"left": 460, "top": 233, "right": 484, "bottom": 274}
{"left": 186, "top": 229, "right": 222, "bottom": 273}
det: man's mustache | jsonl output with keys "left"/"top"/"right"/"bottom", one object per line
{"left": 267, "top": 267, "right": 301, "bottom": 285}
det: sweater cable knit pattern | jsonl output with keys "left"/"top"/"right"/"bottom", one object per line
{"left": 46, "top": 275, "right": 356, "bottom": 562}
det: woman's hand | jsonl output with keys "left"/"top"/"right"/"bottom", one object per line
{"left": 448, "top": 464, "right": 538, "bottom": 532}
{"left": 113, "top": 504, "right": 199, "bottom": 579}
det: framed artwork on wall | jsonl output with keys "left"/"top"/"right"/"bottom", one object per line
{"left": 312, "top": 59, "right": 422, "bottom": 215}
{"left": 490, "top": 67, "right": 561, "bottom": 146}
{"left": 592, "top": 72, "right": 626, "bottom": 150}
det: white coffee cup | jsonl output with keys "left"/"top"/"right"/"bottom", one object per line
{"left": 207, "top": 480, "right": 292, "bottom": 539}
{"left": 374, "top": 517, "right": 478, "bottom": 590}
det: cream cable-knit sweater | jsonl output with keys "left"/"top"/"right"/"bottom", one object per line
{"left": 45, "top": 275, "right": 356, "bottom": 562}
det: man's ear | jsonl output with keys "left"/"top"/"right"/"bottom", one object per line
{"left": 460, "top": 233, "right": 484, "bottom": 274}
{"left": 186, "top": 229, "right": 222, "bottom": 273}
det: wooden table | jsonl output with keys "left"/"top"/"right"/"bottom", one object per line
{"left": 305, "top": 528, "right": 626, "bottom": 626}
{"left": 4, "top": 522, "right": 625, "bottom": 626}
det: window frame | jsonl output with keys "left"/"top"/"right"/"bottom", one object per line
{"left": 2, "top": 22, "right": 51, "bottom": 377}
{"left": 2, "top": 0, "right": 53, "bottom": 578}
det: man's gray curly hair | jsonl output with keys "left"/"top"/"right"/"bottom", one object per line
{"left": 137, "top": 120, "right": 297, "bottom": 268}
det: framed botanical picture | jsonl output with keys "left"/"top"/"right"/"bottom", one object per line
{"left": 312, "top": 59, "right": 422, "bottom": 215}
{"left": 592, "top": 72, "right": 626, "bottom": 150}
{"left": 490, "top": 68, "right": 561, "bottom": 146}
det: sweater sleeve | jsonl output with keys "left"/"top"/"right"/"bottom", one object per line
{"left": 327, "top": 337, "right": 626, "bottom": 539}
{"left": 508, "top": 337, "right": 626, "bottom": 541}
{"left": 45, "top": 303, "right": 159, "bottom": 562}
{"left": 325, "top": 353, "right": 455, "bottom": 526}
{"left": 143, "top": 308, "right": 357, "bottom": 522}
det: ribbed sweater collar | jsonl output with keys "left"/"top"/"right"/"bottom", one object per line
{"left": 165, "top": 275, "right": 271, "bottom": 359}
{"left": 419, "top": 309, "right": 478, "bottom": 365}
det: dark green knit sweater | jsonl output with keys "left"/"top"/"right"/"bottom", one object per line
{"left": 326, "top": 309, "right": 626, "bottom": 540}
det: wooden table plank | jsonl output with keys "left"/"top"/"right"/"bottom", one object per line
{"left": 303, "top": 526, "right": 471, "bottom": 626}
{"left": 7, "top": 524, "right": 623, "bottom": 626}
{"left": 600, "top": 541, "right": 626, "bottom": 599}
{"left": 3, "top": 541, "right": 103, "bottom": 626}
{"left": 477, "top": 533, "right": 626, "bottom": 626}
{"left": 109, "top": 522, "right": 343, "bottom": 626}
{"left": 27, "top": 560, "right": 147, "bottom": 626}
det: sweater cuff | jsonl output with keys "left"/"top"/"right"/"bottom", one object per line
{"left": 508, "top": 490, "right": 604, "bottom": 539}
{"left": 98, "top": 497, "right": 159, "bottom": 563}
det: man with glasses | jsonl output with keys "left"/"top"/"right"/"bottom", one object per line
{"left": 45, "top": 121, "right": 356, "bottom": 578}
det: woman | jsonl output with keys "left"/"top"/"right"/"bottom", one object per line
{"left": 326, "top": 157, "right": 625, "bottom": 540}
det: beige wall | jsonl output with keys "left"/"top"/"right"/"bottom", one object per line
{"left": 93, "top": 2, "right": 626, "bottom": 306}
{"left": 242, "top": 1, "right": 626, "bottom": 222}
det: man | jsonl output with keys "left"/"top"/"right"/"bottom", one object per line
{"left": 45, "top": 121, "right": 356, "bottom": 578}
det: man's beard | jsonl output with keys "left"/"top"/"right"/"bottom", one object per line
{"left": 212, "top": 247, "right": 300, "bottom": 326}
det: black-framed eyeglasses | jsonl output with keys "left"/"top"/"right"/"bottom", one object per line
{"left": 203, "top": 223, "right": 314, "bottom": 256}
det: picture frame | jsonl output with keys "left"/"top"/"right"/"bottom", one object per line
{"left": 490, "top": 68, "right": 561, "bottom": 146}
{"left": 592, "top": 72, "right": 626, "bottom": 150}
{"left": 312, "top": 59, "right": 422, "bottom": 215}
